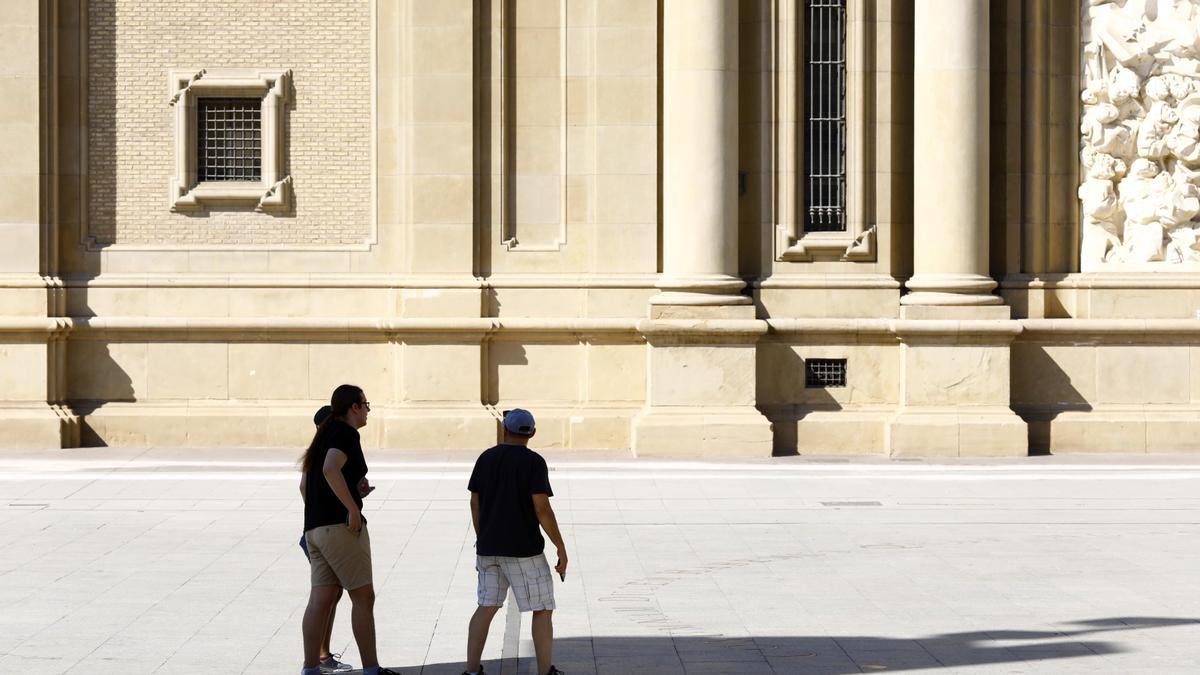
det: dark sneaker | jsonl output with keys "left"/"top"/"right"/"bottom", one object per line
{"left": 461, "top": 667, "right": 486, "bottom": 675}
{"left": 547, "top": 668, "right": 565, "bottom": 675}
{"left": 378, "top": 669, "right": 403, "bottom": 675}
{"left": 319, "top": 653, "right": 353, "bottom": 673}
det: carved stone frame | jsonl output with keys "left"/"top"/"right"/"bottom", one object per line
{"left": 773, "top": 0, "right": 875, "bottom": 262}
{"left": 167, "top": 68, "right": 293, "bottom": 213}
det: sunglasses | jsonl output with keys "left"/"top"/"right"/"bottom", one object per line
{"left": 356, "top": 401, "right": 371, "bottom": 411}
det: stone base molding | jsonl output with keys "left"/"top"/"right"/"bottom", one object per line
{"left": 18, "top": 308, "right": 1200, "bottom": 454}
{"left": 767, "top": 408, "right": 894, "bottom": 457}
{"left": 886, "top": 408, "right": 1028, "bottom": 458}
{"left": 631, "top": 407, "right": 774, "bottom": 458}
{"left": 1025, "top": 408, "right": 1200, "bottom": 455}
{"left": 0, "top": 404, "right": 79, "bottom": 449}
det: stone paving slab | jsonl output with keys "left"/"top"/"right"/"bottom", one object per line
{"left": 0, "top": 451, "right": 1198, "bottom": 673}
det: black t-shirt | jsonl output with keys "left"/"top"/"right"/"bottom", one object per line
{"left": 468, "top": 444, "right": 553, "bottom": 558}
{"left": 303, "top": 420, "right": 369, "bottom": 532}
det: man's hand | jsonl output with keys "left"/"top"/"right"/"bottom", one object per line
{"left": 347, "top": 508, "right": 363, "bottom": 533}
{"left": 555, "top": 547, "right": 568, "bottom": 580}
{"left": 357, "top": 477, "right": 375, "bottom": 498}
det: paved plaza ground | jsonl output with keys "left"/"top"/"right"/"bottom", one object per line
{"left": 1, "top": 448, "right": 1199, "bottom": 674}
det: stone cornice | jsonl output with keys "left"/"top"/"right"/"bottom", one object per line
{"left": 57, "top": 274, "right": 660, "bottom": 290}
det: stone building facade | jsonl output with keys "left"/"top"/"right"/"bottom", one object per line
{"left": 2, "top": 0, "right": 1194, "bottom": 456}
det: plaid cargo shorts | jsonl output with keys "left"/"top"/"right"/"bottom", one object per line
{"left": 476, "top": 553, "right": 556, "bottom": 611}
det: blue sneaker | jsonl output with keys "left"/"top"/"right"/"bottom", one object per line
{"left": 319, "top": 653, "right": 353, "bottom": 673}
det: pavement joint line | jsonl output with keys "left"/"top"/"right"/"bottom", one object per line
{"left": 7, "top": 459, "right": 1200, "bottom": 471}
{"left": 6, "top": 470, "right": 1200, "bottom": 482}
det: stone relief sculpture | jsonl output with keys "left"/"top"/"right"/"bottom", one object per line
{"left": 1080, "top": 0, "right": 1200, "bottom": 269}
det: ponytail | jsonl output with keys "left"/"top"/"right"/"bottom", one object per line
{"left": 299, "top": 384, "right": 364, "bottom": 473}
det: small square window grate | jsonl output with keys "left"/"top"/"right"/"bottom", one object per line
{"left": 805, "top": 358, "right": 847, "bottom": 388}
{"left": 198, "top": 98, "right": 262, "bottom": 182}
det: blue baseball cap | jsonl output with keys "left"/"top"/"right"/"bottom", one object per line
{"left": 503, "top": 408, "right": 536, "bottom": 436}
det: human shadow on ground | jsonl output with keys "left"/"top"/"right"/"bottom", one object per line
{"left": 374, "top": 616, "right": 1199, "bottom": 674}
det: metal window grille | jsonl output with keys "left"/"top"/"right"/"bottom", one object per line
{"left": 804, "top": 0, "right": 847, "bottom": 232}
{"left": 198, "top": 98, "right": 262, "bottom": 182}
{"left": 805, "top": 358, "right": 847, "bottom": 388}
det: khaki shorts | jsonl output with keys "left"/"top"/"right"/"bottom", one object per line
{"left": 476, "top": 553, "right": 556, "bottom": 612}
{"left": 306, "top": 523, "right": 373, "bottom": 591}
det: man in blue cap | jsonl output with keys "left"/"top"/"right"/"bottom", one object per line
{"left": 462, "top": 408, "right": 567, "bottom": 675}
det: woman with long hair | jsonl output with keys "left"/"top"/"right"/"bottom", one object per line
{"left": 298, "top": 384, "right": 399, "bottom": 675}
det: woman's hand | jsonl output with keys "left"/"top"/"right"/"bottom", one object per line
{"left": 347, "top": 508, "right": 363, "bottom": 533}
{"left": 357, "top": 477, "right": 376, "bottom": 498}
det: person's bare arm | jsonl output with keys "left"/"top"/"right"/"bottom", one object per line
{"left": 532, "top": 493, "right": 567, "bottom": 577}
{"left": 470, "top": 492, "right": 481, "bottom": 537}
{"left": 299, "top": 473, "right": 307, "bottom": 503}
{"left": 322, "top": 448, "right": 362, "bottom": 532}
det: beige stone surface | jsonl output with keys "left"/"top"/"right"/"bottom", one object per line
{"left": 229, "top": 343, "right": 309, "bottom": 401}
{"left": 0, "top": 342, "right": 49, "bottom": 400}
{"left": 585, "top": 342, "right": 645, "bottom": 402}
{"left": 308, "top": 342, "right": 394, "bottom": 401}
{"left": 146, "top": 343, "right": 230, "bottom": 400}
{"left": 901, "top": 344, "right": 1011, "bottom": 407}
{"left": 632, "top": 407, "right": 773, "bottom": 458}
{"left": 66, "top": 341, "right": 147, "bottom": 401}
{"left": 6, "top": 2, "right": 1200, "bottom": 456}
{"left": 1096, "top": 346, "right": 1190, "bottom": 405}
{"left": 1011, "top": 343, "right": 1097, "bottom": 407}
{"left": 491, "top": 341, "right": 581, "bottom": 402}
{"left": 648, "top": 344, "right": 757, "bottom": 408}
{"left": 793, "top": 410, "right": 890, "bottom": 456}
{"left": 888, "top": 410, "right": 1027, "bottom": 458}
{"left": 403, "top": 342, "right": 480, "bottom": 402}
{"left": 1039, "top": 411, "right": 1147, "bottom": 454}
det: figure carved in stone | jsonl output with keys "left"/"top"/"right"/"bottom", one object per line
{"left": 1081, "top": 0, "right": 1200, "bottom": 269}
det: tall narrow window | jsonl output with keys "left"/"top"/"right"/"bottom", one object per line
{"left": 804, "top": 0, "right": 847, "bottom": 232}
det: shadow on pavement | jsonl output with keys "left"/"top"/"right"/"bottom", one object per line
{"left": 377, "top": 616, "right": 1199, "bottom": 674}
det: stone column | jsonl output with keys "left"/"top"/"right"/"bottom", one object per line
{"left": 633, "top": 0, "right": 772, "bottom": 457}
{"left": 902, "top": 0, "right": 999, "bottom": 307}
{"left": 652, "top": 0, "right": 749, "bottom": 308}
{"left": 887, "top": 0, "right": 1026, "bottom": 457}
{"left": 0, "top": 1, "right": 77, "bottom": 448}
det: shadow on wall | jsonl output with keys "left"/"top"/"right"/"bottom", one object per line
{"left": 486, "top": 341, "right": 528, "bottom": 405}
{"left": 378, "top": 617, "right": 1198, "bottom": 673}
{"left": 73, "top": 343, "right": 135, "bottom": 447}
{"left": 1010, "top": 343, "right": 1093, "bottom": 454}
{"left": 760, "top": 345, "right": 840, "bottom": 456}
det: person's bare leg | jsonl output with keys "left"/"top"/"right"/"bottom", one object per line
{"left": 531, "top": 609, "right": 554, "bottom": 675}
{"left": 302, "top": 585, "right": 342, "bottom": 669}
{"left": 466, "top": 605, "right": 501, "bottom": 672}
{"left": 320, "top": 587, "right": 343, "bottom": 659}
{"left": 347, "top": 584, "right": 379, "bottom": 669}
